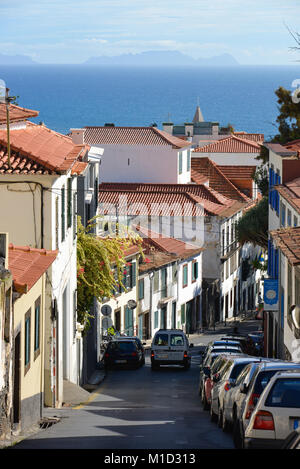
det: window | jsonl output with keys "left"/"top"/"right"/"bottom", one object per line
{"left": 34, "top": 297, "right": 41, "bottom": 358}
{"left": 287, "top": 209, "right": 292, "bottom": 227}
{"left": 192, "top": 260, "right": 198, "bottom": 282}
{"left": 181, "top": 304, "right": 185, "bottom": 323}
{"left": 24, "top": 309, "right": 31, "bottom": 374}
{"left": 170, "top": 334, "right": 184, "bottom": 346}
{"left": 294, "top": 216, "right": 298, "bottom": 227}
{"left": 172, "top": 263, "right": 177, "bottom": 284}
{"left": 154, "top": 310, "right": 159, "bottom": 329}
{"left": 154, "top": 333, "right": 169, "bottom": 346}
{"left": 67, "top": 178, "right": 72, "bottom": 229}
{"left": 183, "top": 264, "right": 188, "bottom": 287}
{"left": 178, "top": 152, "right": 182, "bottom": 174}
{"left": 55, "top": 196, "right": 59, "bottom": 249}
{"left": 153, "top": 271, "right": 159, "bottom": 292}
{"left": 61, "top": 185, "right": 65, "bottom": 242}
{"left": 265, "top": 378, "right": 300, "bottom": 408}
{"left": 138, "top": 279, "right": 144, "bottom": 300}
{"left": 186, "top": 150, "right": 191, "bottom": 171}
{"left": 73, "top": 192, "right": 77, "bottom": 239}
{"left": 281, "top": 202, "right": 286, "bottom": 227}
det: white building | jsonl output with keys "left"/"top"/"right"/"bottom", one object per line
{"left": 0, "top": 104, "right": 90, "bottom": 407}
{"left": 70, "top": 126, "right": 192, "bottom": 184}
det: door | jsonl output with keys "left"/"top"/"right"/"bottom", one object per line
{"left": 186, "top": 301, "right": 192, "bottom": 334}
{"left": 13, "top": 332, "right": 21, "bottom": 424}
{"left": 114, "top": 309, "right": 121, "bottom": 332}
{"left": 125, "top": 306, "right": 134, "bottom": 336}
{"left": 138, "top": 314, "right": 143, "bottom": 340}
{"left": 171, "top": 302, "right": 176, "bottom": 329}
{"left": 161, "top": 268, "right": 167, "bottom": 298}
{"left": 160, "top": 306, "right": 167, "bottom": 329}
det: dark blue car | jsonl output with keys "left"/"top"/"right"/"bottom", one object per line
{"left": 104, "top": 339, "right": 144, "bottom": 369}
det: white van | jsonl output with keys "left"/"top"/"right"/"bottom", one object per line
{"left": 151, "top": 329, "right": 193, "bottom": 370}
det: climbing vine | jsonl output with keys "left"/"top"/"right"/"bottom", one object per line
{"left": 76, "top": 217, "right": 142, "bottom": 332}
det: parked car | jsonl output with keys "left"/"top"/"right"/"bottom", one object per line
{"left": 150, "top": 329, "right": 193, "bottom": 370}
{"left": 114, "top": 336, "right": 146, "bottom": 365}
{"left": 200, "top": 353, "right": 245, "bottom": 410}
{"left": 221, "top": 334, "right": 257, "bottom": 355}
{"left": 244, "top": 370, "right": 300, "bottom": 449}
{"left": 210, "top": 356, "right": 263, "bottom": 430}
{"left": 281, "top": 427, "right": 300, "bottom": 449}
{"left": 203, "top": 345, "right": 243, "bottom": 360}
{"left": 232, "top": 361, "right": 300, "bottom": 448}
{"left": 104, "top": 338, "right": 144, "bottom": 369}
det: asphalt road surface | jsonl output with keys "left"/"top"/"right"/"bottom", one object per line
{"left": 12, "top": 346, "right": 234, "bottom": 450}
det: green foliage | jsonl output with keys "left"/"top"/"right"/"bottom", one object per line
{"left": 272, "top": 86, "right": 300, "bottom": 144}
{"left": 252, "top": 164, "right": 269, "bottom": 197}
{"left": 235, "top": 196, "right": 269, "bottom": 250}
{"left": 76, "top": 217, "right": 142, "bottom": 332}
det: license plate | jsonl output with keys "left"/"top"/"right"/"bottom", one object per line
{"left": 159, "top": 354, "right": 168, "bottom": 359}
{"left": 115, "top": 360, "right": 127, "bottom": 363}
{"left": 293, "top": 419, "right": 299, "bottom": 430}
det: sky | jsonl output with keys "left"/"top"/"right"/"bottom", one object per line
{"left": 0, "top": 0, "right": 300, "bottom": 65}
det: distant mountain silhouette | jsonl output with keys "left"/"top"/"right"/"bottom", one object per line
{"left": 84, "top": 50, "right": 239, "bottom": 67}
{"left": 0, "top": 53, "right": 37, "bottom": 65}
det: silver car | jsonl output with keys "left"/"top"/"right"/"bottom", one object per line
{"left": 232, "top": 361, "right": 300, "bottom": 448}
{"left": 210, "top": 356, "right": 262, "bottom": 430}
{"left": 244, "top": 370, "right": 300, "bottom": 449}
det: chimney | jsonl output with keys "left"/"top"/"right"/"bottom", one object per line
{"left": 162, "top": 122, "right": 173, "bottom": 134}
{"left": 70, "top": 128, "right": 85, "bottom": 145}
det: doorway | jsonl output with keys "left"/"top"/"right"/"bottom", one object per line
{"left": 13, "top": 332, "right": 21, "bottom": 425}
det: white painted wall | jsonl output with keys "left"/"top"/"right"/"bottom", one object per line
{"left": 192, "top": 151, "right": 260, "bottom": 166}
{"left": 92, "top": 144, "right": 191, "bottom": 184}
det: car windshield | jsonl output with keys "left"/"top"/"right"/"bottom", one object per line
{"left": 265, "top": 378, "right": 300, "bottom": 408}
{"left": 170, "top": 334, "right": 184, "bottom": 346}
{"left": 154, "top": 334, "right": 169, "bottom": 346}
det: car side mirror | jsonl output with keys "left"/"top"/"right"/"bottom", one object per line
{"left": 189, "top": 343, "right": 194, "bottom": 348}
{"left": 142, "top": 342, "right": 147, "bottom": 345}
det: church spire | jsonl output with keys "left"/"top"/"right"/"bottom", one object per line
{"left": 193, "top": 104, "right": 204, "bottom": 123}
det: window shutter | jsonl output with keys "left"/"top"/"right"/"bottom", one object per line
{"left": 67, "top": 178, "right": 72, "bottom": 228}
{"left": 61, "top": 185, "right": 65, "bottom": 242}
{"left": 130, "top": 262, "right": 136, "bottom": 288}
{"left": 181, "top": 304, "right": 185, "bottom": 324}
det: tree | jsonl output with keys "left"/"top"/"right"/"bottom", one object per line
{"left": 235, "top": 196, "right": 269, "bottom": 250}
{"left": 76, "top": 217, "right": 142, "bottom": 332}
{"left": 272, "top": 86, "right": 300, "bottom": 144}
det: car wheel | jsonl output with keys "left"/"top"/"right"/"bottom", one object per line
{"left": 202, "top": 389, "right": 210, "bottom": 410}
{"left": 222, "top": 410, "right": 230, "bottom": 433}
{"left": 210, "top": 402, "right": 217, "bottom": 423}
{"left": 151, "top": 361, "right": 159, "bottom": 370}
{"left": 217, "top": 405, "right": 223, "bottom": 428}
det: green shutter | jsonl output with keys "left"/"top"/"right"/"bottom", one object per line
{"left": 154, "top": 311, "right": 158, "bottom": 329}
{"left": 138, "top": 279, "right": 144, "bottom": 300}
{"left": 187, "top": 150, "right": 191, "bottom": 171}
{"left": 181, "top": 304, "right": 185, "bottom": 324}
{"left": 179, "top": 152, "right": 182, "bottom": 174}
{"left": 67, "top": 178, "right": 72, "bottom": 228}
{"left": 130, "top": 262, "right": 136, "bottom": 288}
{"left": 183, "top": 264, "right": 188, "bottom": 286}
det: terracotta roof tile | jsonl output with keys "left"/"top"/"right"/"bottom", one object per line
{"left": 276, "top": 178, "right": 300, "bottom": 215}
{"left": 135, "top": 225, "right": 202, "bottom": 255}
{"left": 191, "top": 158, "right": 250, "bottom": 202}
{"left": 84, "top": 126, "right": 190, "bottom": 149}
{"left": 0, "top": 121, "right": 90, "bottom": 174}
{"left": 8, "top": 244, "right": 58, "bottom": 293}
{"left": 234, "top": 132, "right": 264, "bottom": 143}
{"left": 217, "top": 165, "right": 256, "bottom": 180}
{"left": 193, "top": 135, "right": 261, "bottom": 153}
{"left": 98, "top": 182, "right": 240, "bottom": 217}
{"left": 270, "top": 227, "right": 300, "bottom": 265}
{"left": 0, "top": 103, "right": 39, "bottom": 124}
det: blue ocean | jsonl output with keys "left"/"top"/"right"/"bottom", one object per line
{"left": 0, "top": 65, "right": 299, "bottom": 139}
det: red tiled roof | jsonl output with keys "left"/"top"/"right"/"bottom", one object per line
{"left": 71, "top": 161, "right": 89, "bottom": 175}
{"left": 0, "top": 103, "right": 39, "bottom": 124}
{"left": 234, "top": 132, "right": 264, "bottom": 143}
{"left": 8, "top": 244, "right": 58, "bottom": 293}
{"left": 0, "top": 144, "right": 54, "bottom": 174}
{"left": 276, "top": 178, "right": 300, "bottom": 214}
{"left": 135, "top": 225, "right": 203, "bottom": 257}
{"left": 217, "top": 165, "right": 256, "bottom": 180}
{"left": 84, "top": 126, "right": 191, "bottom": 149}
{"left": 0, "top": 121, "right": 90, "bottom": 174}
{"left": 270, "top": 227, "right": 300, "bottom": 265}
{"left": 98, "top": 182, "right": 241, "bottom": 217}
{"left": 283, "top": 139, "right": 300, "bottom": 152}
{"left": 193, "top": 135, "right": 262, "bottom": 153}
{"left": 191, "top": 158, "right": 250, "bottom": 202}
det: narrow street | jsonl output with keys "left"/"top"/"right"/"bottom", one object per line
{"left": 12, "top": 346, "right": 234, "bottom": 450}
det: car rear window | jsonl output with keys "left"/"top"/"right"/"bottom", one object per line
{"left": 154, "top": 334, "right": 169, "bottom": 346}
{"left": 108, "top": 341, "right": 137, "bottom": 352}
{"left": 170, "top": 334, "right": 184, "bottom": 346}
{"left": 230, "top": 363, "right": 249, "bottom": 380}
{"left": 265, "top": 378, "right": 300, "bottom": 408}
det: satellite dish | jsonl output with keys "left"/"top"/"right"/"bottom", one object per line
{"left": 101, "top": 304, "right": 112, "bottom": 316}
{"left": 127, "top": 299, "right": 137, "bottom": 310}
{"left": 0, "top": 80, "right": 6, "bottom": 104}
{"left": 291, "top": 305, "right": 300, "bottom": 329}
